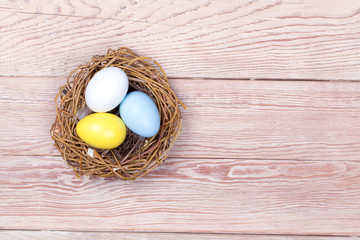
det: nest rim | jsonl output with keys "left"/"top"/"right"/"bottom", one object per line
{"left": 50, "top": 47, "right": 185, "bottom": 180}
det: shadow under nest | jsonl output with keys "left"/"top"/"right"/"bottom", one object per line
{"left": 50, "top": 47, "right": 186, "bottom": 180}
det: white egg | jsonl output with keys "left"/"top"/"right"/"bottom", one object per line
{"left": 85, "top": 67, "right": 129, "bottom": 112}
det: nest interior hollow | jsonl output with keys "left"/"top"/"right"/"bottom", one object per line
{"left": 50, "top": 47, "right": 185, "bottom": 180}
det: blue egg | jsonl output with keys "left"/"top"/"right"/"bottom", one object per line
{"left": 119, "top": 91, "right": 160, "bottom": 137}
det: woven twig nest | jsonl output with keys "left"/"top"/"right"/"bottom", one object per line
{"left": 50, "top": 47, "right": 185, "bottom": 180}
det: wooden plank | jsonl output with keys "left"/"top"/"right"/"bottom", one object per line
{"left": 1, "top": 0, "right": 355, "bottom": 28}
{"left": 1, "top": 0, "right": 360, "bottom": 80}
{"left": 3, "top": 0, "right": 360, "bottom": 33}
{"left": 1, "top": 77, "right": 360, "bottom": 160}
{"left": 0, "top": 155, "right": 360, "bottom": 235}
{"left": 0, "top": 231, "right": 358, "bottom": 240}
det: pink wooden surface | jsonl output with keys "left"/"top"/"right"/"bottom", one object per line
{"left": 1, "top": 0, "right": 360, "bottom": 239}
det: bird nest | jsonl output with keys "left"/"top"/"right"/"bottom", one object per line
{"left": 50, "top": 47, "right": 185, "bottom": 180}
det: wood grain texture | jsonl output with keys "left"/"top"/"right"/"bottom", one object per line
{"left": 0, "top": 231, "right": 359, "bottom": 240}
{"left": 1, "top": 155, "right": 360, "bottom": 235}
{"left": 2, "top": 0, "right": 360, "bottom": 236}
{"left": 4, "top": 0, "right": 360, "bottom": 28}
{"left": 1, "top": 0, "right": 360, "bottom": 80}
{"left": 1, "top": 77, "right": 360, "bottom": 160}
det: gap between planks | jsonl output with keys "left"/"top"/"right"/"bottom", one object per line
{"left": 0, "top": 230, "right": 359, "bottom": 240}
{"left": 2, "top": 154, "right": 360, "bottom": 164}
{"left": 1, "top": 75, "right": 360, "bottom": 82}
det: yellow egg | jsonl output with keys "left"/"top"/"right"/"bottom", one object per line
{"left": 76, "top": 113, "right": 126, "bottom": 149}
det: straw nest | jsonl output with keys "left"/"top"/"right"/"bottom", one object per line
{"left": 50, "top": 47, "right": 185, "bottom": 180}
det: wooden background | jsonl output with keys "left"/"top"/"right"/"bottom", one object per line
{"left": 0, "top": 0, "right": 360, "bottom": 239}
